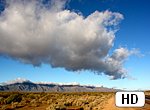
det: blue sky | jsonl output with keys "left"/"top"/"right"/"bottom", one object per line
{"left": 0, "top": 0, "right": 150, "bottom": 90}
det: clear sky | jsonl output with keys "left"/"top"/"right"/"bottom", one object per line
{"left": 0, "top": 0, "right": 150, "bottom": 90}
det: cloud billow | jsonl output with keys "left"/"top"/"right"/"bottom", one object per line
{"left": 0, "top": 0, "right": 131, "bottom": 79}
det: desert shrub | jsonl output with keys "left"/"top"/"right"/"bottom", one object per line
{"left": 47, "top": 99, "right": 53, "bottom": 104}
{"left": 26, "top": 93, "right": 36, "bottom": 99}
{"left": 30, "top": 99, "right": 37, "bottom": 104}
{"left": 19, "top": 100, "right": 27, "bottom": 107}
{"left": 41, "top": 100, "right": 47, "bottom": 104}
{"left": 0, "top": 93, "right": 9, "bottom": 98}
{"left": 1, "top": 105, "right": 7, "bottom": 110}
{"left": 0, "top": 97, "right": 5, "bottom": 104}
{"left": 64, "top": 102, "right": 72, "bottom": 106}
{"left": 55, "top": 106, "right": 66, "bottom": 110}
{"left": 5, "top": 94, "right": 22, "bottom": 104}
{"left": 11, "top": 102, "right": 18, "bottom": 108}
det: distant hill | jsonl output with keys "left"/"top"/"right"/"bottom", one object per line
{"left": 0, "top": 79, "right": 120, "bottom": 92}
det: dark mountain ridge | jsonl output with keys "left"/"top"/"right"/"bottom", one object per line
{"left": 0, "top": 80, "right": 119, "bottom": 92}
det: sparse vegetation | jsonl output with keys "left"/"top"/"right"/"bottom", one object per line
{"left": 0, "top": 91, "right": 149, "bottom": 110}
{"left": 0, "top": 92, "right": 113, "bottom": 110}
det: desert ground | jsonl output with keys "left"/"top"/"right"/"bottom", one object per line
{"left": 0, "top": 91, "right": 149, "bottom": 110}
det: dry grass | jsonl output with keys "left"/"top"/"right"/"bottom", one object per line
{"left": 0, "top": 92, "right": 113, "bottom": 110}
{"left": 0, "top": 91, "right": 149, "bottom": 110}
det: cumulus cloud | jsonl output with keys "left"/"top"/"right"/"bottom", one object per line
{"left": 0, "top": 0, "right": 133, "bottom": 79}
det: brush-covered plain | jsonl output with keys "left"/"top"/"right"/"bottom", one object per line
{"left": 0, "top": 91, "right": 150, "bottom": 110}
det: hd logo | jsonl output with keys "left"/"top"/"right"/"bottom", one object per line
{"left": 115, "top": 92, "right": 145, "bottom": 107}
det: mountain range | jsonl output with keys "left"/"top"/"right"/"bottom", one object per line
{"left": 0, "top": 79, "right": 119, "bottom": 92}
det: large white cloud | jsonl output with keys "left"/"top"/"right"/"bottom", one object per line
{"left": 0, "top": 0, "right": 132, "bottom": 79}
